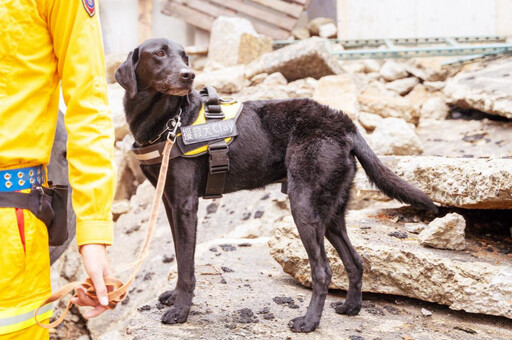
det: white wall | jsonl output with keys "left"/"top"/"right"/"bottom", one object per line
{"left": 100, "top": 0, "right": 194, "bottom": 54}
{"left": 337, "top": 0, "right": 512, "bottom": 39}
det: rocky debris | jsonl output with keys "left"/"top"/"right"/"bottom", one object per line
{"left": 114, "top": 135, "right": 145, "bottom": 201}
{"left": 112, "top": 199, "right": 130, "bottom": 220}
{"left": 235, "top": 77, "right": 316, "bottom": 101}
{"left": 291, "top": 27, "right": 310, "bottom": 40}
{"left": 362, "top": 59, "right": 382, "bottom": 73}
{"left": 307, "top": 17, "right": 336, "bottom": 36}
{"left": 404, "top": 58, "right": 448, "bottom": 82}
{"left": 419, "top": 213, "right": 466, "bottom": 250}
{"left": 358, "top": 112, "right": 383, "bottom": 131}
{"left": 248, "top": 72, "right": 268, "bottom": 86}
{"left": 444, "top": 60, "right": 512, "bottom": 119}
{"left": 319, "top": 23, "right": 337, "bottom": 39}
{"left": 313, "top": 74, "right": 360, "bottom": 119}
{"left": 424, "top": 81, "right": 446, "bottom": 91}
{"left": 405, "top": 222, "right": 427, "bottom": 234}
{"left": 194, "top": 65, "right": 246, "bottom": 94}
{"left": 385, "top": 77, "right": 419, "bottom": 96}
{"left": 262, "top": 72, "right": 287, "bottom": 86}
{"left": 108, "top": 83, "right": 130, "bottom": 141}
{"left": 245, "top": 37, "right": 343, "bottom": 82}
{"left": 269, "top": 213, "right": 512, "bottom": 319}
{"left": 105, "top": 52, "right": 128, "bottom": 84}
{"left": 353, "top": 156, "right": 512, "bottom": 209}
{"left": 341, "top": 61, "right": 365, "bottom": 74}
{"left": 369, "top": 117, "right": 423, "bottom": 155}
{"left": 380, "top": 61, "right": 408, "bottom": 81}
{"left": 207, "top": 16, "right": 272, "bottom": 68}
{"left": 358, "top": 83, "right": 420, "bottom": 124}
{"left": 421, "top": 308, "right": 433, "bottom": 317}
{"left": 420, "top": 96, "right": 450, "bottom": 120}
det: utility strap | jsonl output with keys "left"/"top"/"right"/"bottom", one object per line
{"left": 204, "top": 140, "right": 229, "bottom": 199}
{"left": 34, "top": 138, "right": 175, "bottom": 329}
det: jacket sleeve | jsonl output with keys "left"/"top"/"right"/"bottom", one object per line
{"left": 47, "top": 0, "right": 116, "bottom": 246}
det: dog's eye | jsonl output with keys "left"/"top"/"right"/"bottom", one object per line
{"left": 154, "top": 51, "right": 164, "bottom": 57}
{"left": 183, "top": 56, "right": 189, "bottom": 65}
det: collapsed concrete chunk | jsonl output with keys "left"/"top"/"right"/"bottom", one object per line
{"left": 419, "top": 213, "right": 466, "bottom": 250}
{"left": 308, "top": 17, "right": 335, "bottom": 36}
{"left": 207, "top": 16, "right": 272, "bottom": 67}
{"left": 353, "top": 156, "right": 512, "bottom": 209}
{"left": 444, "top": 60, "right": 512, "bottom": 119}
{"left": 245, "top": 37, "right": 343, "bottom": 82}
{"left": 269, "top": 213, "right": 512, "bottom": 319}
{"left": 194, "top": 66, "right": 246, "bottom": 94}
{"left": 404, "top": 58, "right": 448, "bottom": 82}
{"left": 380, "top": 61, "right": 408, "bottom": 81}
{"left": 369, "top": 117, "right": 423, "bottom": 156}
{"left": 385, "top": 77, "right": 419, "bottom": 96}
{"left": 313, "top": 74, "right": 360, "bottom": 119}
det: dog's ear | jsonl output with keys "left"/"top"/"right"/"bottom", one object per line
{"left": 115, "top": 48, "right": 140, "bottom": 99}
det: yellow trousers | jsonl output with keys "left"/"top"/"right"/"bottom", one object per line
{"left": 0, "top": 204, "right": 52, "bottom": 338}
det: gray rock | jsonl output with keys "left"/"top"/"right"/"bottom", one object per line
{"left": 313, "top": 74, "right": 360, "bottom": 119}
{"left": 405, "top": 223, "right": 427, "bottom": 234}
{"left": 370, "top": 117, "right": 423, "bottom": 155}
{"left": 419, "top": 213, "right": 466, "bottom": 250}
{"left": 194, "top": 66, "right": 246, "bottom": 94}
{"left": 353, "top": 156, "right": 512, "bottom": 209}
{"left": 421, "top": 97, "right": 450, "bottom": 120}
{"left": 385, "top": 77, "right": 420, "bottom": 95}
{"left": 269, "top": 213, "right": 512, "bottom": 319}
{"left": 380, "top": 61, "right": 408, "bottom": 81}
{"left": 245, "top": 37, "right": 343, "bottom": 81}
{"left": 404, "top": 58, "right": 448, "bottom": 82}
{"left": 421, "top": 308, "right": 433, "bottom": 317}
{"left": 207, "top": 16, "right": 272, "bottom": 67}
{"left": 444, "top": 60, "right": 512, "bottom": 119}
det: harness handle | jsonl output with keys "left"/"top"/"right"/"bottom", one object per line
{"left": 34, "top": 137, "right": 175, "bottom": 328}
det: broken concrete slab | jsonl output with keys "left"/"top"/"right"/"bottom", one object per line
{"left": 419, "top": 213, "right": 466, "bottom": 250}
{"left": 194, "top": 65, "right": 246, "bottom": 94}
{"left": 380, "top": 61, "right": 408, "bottom": 81}
{"left": 404, "top": 58, "right": 448, "bottom": 82}
{"left": 353, "top": 156, "right": 512, "bottom": 209}
{"left": 207, "top": 16, "right": 272, "bottom": 67}
{"left": 444, "top": 60, "right": 512, "bottom": 119}
{"left": 313, "top": 74, "right": 360, "bottom": 119}
{"left": 269, "top": 212, "right": 512, "bottom": 319}
{"left": 245, "top": 37, "right": 343, "bottom": 82}
{"left": 421, "top": 96, "right": 450, "bottom": 120}
{"left": 385, "top": 77, "right": 419, "bottom": 96}
{"left": 369, "top": 117, "right": 423, "bottom": 155}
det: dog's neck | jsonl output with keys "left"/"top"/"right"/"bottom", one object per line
{"left": 124, "top": 89, "right": 202, "bottom": 146}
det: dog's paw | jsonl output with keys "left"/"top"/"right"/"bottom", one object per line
{"left": 288, "top": 316, "right": 319, "bottom": 333}
{"left": 332, "top": 300, "right": 361, "bottom": 316}
{"left": 158, "top": 290, "right": 177, "bottom": 306}
{"left": 161, "top": 306, "right": 189, "bottom": 325}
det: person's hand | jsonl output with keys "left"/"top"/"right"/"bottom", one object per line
{"left": 71, "top": 243, "right": 113, "bottom": 319}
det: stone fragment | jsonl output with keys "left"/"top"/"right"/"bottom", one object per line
{"left": 194, "top": 66, "right": 245, "bottom": 94}
{"left": 313, "top": 74, "right": 360, "bottom": 118}
{"left": 380, "top": 61, "right": 408, "bottom": 81}
{"left": 444, "top": 60, "right": 512, "bottom": 119}
{"left": 404, "top": 58, "right": 448, "bottom": 82}
{"left": 385, "top": 77, "right": 419, "bottom": 96}
{"left": 308, "top": 17, "right": 335, "bottom": 36}
{"left": 319, "top": 23, "right": 337, "bottom": 39}
{"left": 358, "top": 112, "right": 383, "bottom": 131}
{"left": 419, "top": 213, "right": 466, "bottom": 251}
{"left": 370, "top": 117, "right": 423, "bottom": 155}
{"left": 245, "top": 37, "right": 343, "bottom": 82}
{"left": 341, "top": 61, "right": 366, "bottom": 74}
{"left": 108, "top": 83, "right": 130, "bottom": 141}
{"left": 420, "top": 97, "right": 450, "bottom": 120}
{"left": 353, "top": 156, "right": 512, "bottom": 209}
{"left": 291, "top": 27, "right": 310, "bottom": 40}
{"left": 269, "top": 213, "right": 512, "bottom": 319}
{"left": 207, "top": 16, "right": 272, "bottom": 67}
{"left": 424, "top": 81, "right": 446, "bottom": 91}
{"left": 362, "top": 59, "right": 382, "bottom": 73}
{"left": 249, "top": 73, "right": 268, "bottom": 86}
{"left": 358, "top": 84, "right": 419, "bottom": 124}
{"left": 106, "top": 52, "right": 128, "bottom": 84}
{"left": 421, "top": 308, "right": 433, "bottom": 317}
{"left": 405, "top": 223, "right": 427, "bottom": 234}
{"left": 262, "top": 72, "right": 287, "bottom": 86}
{"left": 112, "top": 199, "right": 130, "bottom": 220}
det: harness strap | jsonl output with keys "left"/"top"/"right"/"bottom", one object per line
{"left": 200, "top": 86, "right": 224, "bottom": 119}
{"left": 204, "top": 140, "right": 229, "bottom": 199}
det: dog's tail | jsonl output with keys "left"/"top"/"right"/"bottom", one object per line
{"left": 351, "top": 131, "right": 438, "bottom": 212}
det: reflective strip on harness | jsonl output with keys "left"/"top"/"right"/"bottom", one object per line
{"left": 0, "top": 303, "right": 52, "bottom": 334}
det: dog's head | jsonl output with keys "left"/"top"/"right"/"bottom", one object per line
{"left": 115, "top": 38, "right": 195, "bottom": 99}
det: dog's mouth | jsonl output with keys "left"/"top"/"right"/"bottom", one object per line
{"left": 165, "top": 88, "right": 192, "bottom": 96}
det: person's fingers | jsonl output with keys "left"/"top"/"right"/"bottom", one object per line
{"left": 83, "top": 305, "right": 107, "bottom": 319}
{"left": 74, "top": 287, "right": 97, "bottom": 307}
{"left": 90, "top": 271, "right": 109, "bottom": 306}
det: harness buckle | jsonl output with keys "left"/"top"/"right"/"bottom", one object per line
{"left": 208, "top": 142, "right": 229, "bottom": 174}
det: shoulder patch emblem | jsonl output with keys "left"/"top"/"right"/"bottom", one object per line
{"left": 82, "top": 0, "right": 96, "bottom": 17}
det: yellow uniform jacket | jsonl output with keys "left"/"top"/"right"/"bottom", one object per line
{"left": 0, "top": 0, "right": 116, "bottom": 334}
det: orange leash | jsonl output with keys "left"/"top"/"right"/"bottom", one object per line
{"left": 35, "top": 137, "right": 175, "bottom": 328}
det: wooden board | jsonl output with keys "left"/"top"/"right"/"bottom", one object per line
{"left": 162, "top": 0, "right": 308, "bottom": 40}
{"left": 138, "top": 0, "right": 153, "bottom": 44}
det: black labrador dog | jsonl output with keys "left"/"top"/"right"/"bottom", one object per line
{"left": 115, "top": 38, "right": 437, "bottom": 333}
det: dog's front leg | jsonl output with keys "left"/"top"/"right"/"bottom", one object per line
{"left": 159, "top": 191, "right": 199, "bottom": 325}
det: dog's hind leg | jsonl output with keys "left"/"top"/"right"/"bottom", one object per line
{"left": 159, "top": 191, "right": 199, "bottom": 325}
{"left": 287, "top": 185, "right": 332, "bottom": 333}
{"left": 325, "top": 210, "right": 364, "bottom": 315}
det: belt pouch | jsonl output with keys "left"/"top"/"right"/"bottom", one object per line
{"left": 43, "top": 185, "right": 68, "bottom": 247}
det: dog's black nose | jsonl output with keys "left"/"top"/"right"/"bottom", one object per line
{"left": 180, "top": 69, "right": 195, "bottom": 81}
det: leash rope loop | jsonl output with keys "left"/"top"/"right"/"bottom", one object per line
{"left": 34, "top": 138, "right": 175, "bottom": 328}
